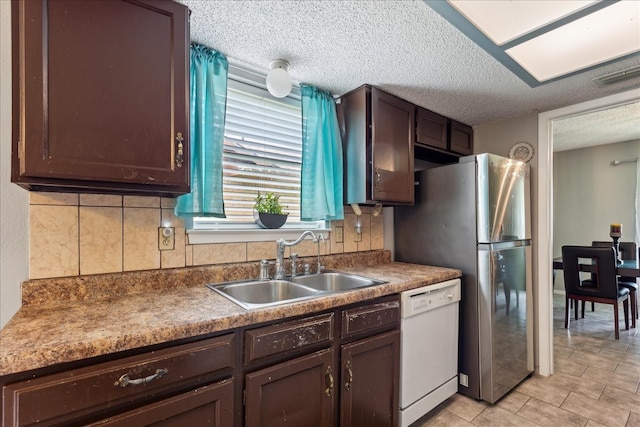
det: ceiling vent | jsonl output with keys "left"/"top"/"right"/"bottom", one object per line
{"left": 593, "top": 65, "right": 640, "bottom": 87}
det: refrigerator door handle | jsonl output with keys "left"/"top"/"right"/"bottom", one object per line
{"left": 478, "top": 240, "right": 531, "bottom": 251}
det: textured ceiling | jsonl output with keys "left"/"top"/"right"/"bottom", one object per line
{"left": 553, "top": 101, "right": 640, "bottom": 152}
{"left": 178, "top": 0, "right": 640, "bottom": 149}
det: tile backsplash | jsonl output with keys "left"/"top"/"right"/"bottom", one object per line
{"left": 29, "top": 192, "right": 384, "bottom": 279}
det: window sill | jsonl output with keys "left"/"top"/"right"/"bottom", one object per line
{"left": 187, "top": 228, "right": 331, "bottom": 244}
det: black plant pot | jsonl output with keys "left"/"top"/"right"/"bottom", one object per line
{"left": 254, "top": 212, "right": 288, "bottom": 229}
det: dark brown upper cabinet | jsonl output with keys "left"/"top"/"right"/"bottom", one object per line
{"left": 416, "top": 107, "right": 448, "bottom": 151}
{"left": 338, "top": 85, "right": 414, "bottom": 206}
{"left": 449, "top": 120, "right": 474, "bottom": 156}
{"left": 415, "top": 106, "right": 474, "bottom": 162}
{"left": 11, "top": 0, "right": 190, "bottom": 197}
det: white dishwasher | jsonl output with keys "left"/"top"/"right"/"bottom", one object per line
{"left": 399, "top": 278, "right": 461, "bottom": 427}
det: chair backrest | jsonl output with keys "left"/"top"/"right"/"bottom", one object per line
{"left": 562, "top": 245, "right": 618, "bottom": 299}
{"left": 619, "top": 242, "right": 637, "bottom": 261}
{"left": 592, "top": 241, "right": 637, "bottom": 261}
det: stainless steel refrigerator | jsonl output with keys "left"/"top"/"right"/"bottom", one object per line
{"left": 394, "top": 153, "right": 533, "bottom": 403}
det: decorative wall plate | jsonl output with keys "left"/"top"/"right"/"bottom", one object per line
{"left": 508, "top": 142, "right": 534, "bottom": 163}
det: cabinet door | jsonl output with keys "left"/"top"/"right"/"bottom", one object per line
{"left": 340, "top": 330, "right": 400, "bottom": 427}
{"left": 12, "top": 0, "right": 190, "bottom": 196}
{"left": 87, "top": 379, "right": 234, "bottom": 426}
{"left": 449, "top": 120, "right": 474, "bottom": 155}
{"left": 416, "top": 107, "right": 448, "bottom": 150}
{"left": 245, "top": 348, "right": 335, "bottom": 427}
{"left": 371, "top": 88, "right": 414, "bottom": 204}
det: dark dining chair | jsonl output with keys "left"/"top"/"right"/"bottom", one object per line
{"left": 592, "top": 241, "right": 637, "bottom": 328}
{"left": 562, "top": 245, "right": 629, "bottom": 339}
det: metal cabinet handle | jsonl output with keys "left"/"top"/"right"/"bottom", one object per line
{"left": 175, "top": 133, "right": 184, "bottom": 168}
{"left": 345, "top": 360, "right": 353, "bottom": 390}
{"left": 114, "top": 368, "right": 168, "bottom": 387}
{"left": 374, "top": 169, "right": 381, "bottom": 188}
{"left": 325, "top": 366, "right": 334, "bottom": 396}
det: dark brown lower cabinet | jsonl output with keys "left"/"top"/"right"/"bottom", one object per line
{"left": 245, "top": 348, "right": 335, "bottom": 427}
{"left": 340, "top": 330, "right": 400, "bottom": 427}
{"left": 2, "top": 297, "right": 401, "bottom": 426}
{"left": 1, "top": 334, "right": 235, "bottom": 426}
{"left": 88, "top": 379, "right": 234, "bottom": 426}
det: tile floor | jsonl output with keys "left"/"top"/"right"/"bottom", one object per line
{"left": 410, "top": 292, "right": 640, "bottom": 427}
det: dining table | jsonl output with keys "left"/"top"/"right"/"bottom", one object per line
{"left": 553, "top": 257, "right": 640, "bottom": 278}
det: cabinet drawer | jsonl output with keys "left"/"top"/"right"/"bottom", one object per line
{"left": 342, "top": 299, "right": 400, "bottom": 340}
{"left": 2, "top": 334, "right": 235, "bottom": 426}
{"left": 245, "top": 313, "right": 334, "bottom": 364}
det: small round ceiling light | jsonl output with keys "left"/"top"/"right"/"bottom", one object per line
{"left": 266, "top": 59, "right": 292, "bottom": 98}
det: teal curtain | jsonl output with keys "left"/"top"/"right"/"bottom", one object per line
{"left": 175, "top": 44, "right": 228, "bottom": 218}
{"left": 300, "top": 84, "right": 344, "bottom": 221}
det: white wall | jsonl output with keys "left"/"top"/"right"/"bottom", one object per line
{"left": 553, "top": 139, "right": 639, "bottom": 257}
{"left": 0, "top": 1, "right": 29, "bottom": 329}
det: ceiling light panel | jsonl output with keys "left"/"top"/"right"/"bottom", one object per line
{"left": 447, "top": 0, "right": 596, "bottom": 45}
{"left": 505, "top": 1, "right": 640, "bottom": 82}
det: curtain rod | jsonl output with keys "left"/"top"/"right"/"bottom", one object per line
{"left": 611, "top": 157, "right": 639, "bottom": 166}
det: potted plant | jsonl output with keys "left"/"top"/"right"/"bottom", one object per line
{"left": 253, "top": 192, "right": 288, "bottom": 229}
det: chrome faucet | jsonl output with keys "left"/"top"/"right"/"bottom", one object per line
{"left": 275, "top": 231, "right": 324, "bottom": 279}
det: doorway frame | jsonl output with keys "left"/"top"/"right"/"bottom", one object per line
{"left": 536, "top": 87, "right": 640, "bottom": 376}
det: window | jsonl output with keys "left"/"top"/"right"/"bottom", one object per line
{"left": 222, "top": 79, "right": 302, "bottom": 221}
{"left": 189, "top": 68, "right": 328, "bottom": 243}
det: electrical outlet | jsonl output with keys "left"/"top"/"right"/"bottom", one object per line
{"left": 355, "top": 231, "right": 362, "bottom": 242}
{"left": 335, "top": 226, "right": 344, "bottom": 243}
{"left": 459, "top": 373, "right": 469, "bottom": 387}
{"left": 158, "top": 227, "right": 175, "bottom": 251}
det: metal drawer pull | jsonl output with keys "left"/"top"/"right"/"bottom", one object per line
{"left": 325, "top": 366, "right": 334, "bottom": 396}
{"left": 374, "top": 169, "right": 381, "bottom": 188}
{"left": 345, "top": 360, "right": 353, "bottom": 390}
{"left": 175, "top": 133, "right": 184, "bottom": 168}
{"left": 114, "top": 368, "right": 168, "bottom": 387}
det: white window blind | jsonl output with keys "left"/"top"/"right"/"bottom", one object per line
{"left": 222, "top": 79, "right": 303, "bottom": 221}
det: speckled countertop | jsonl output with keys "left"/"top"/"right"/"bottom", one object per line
{"left": 0, "top": 251, "right": 461, "bottom": 377}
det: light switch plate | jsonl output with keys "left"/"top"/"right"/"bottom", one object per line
{"left": 335, "top": 226, "right": 344, "bottom": 243}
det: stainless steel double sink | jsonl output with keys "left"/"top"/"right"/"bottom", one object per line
{"left": 207, "top": 272, "right": 387, "bottom": 309}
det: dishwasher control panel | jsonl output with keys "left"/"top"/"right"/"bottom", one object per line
{"left": 401, "top": 278, "right": 461, "bottom": 317}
